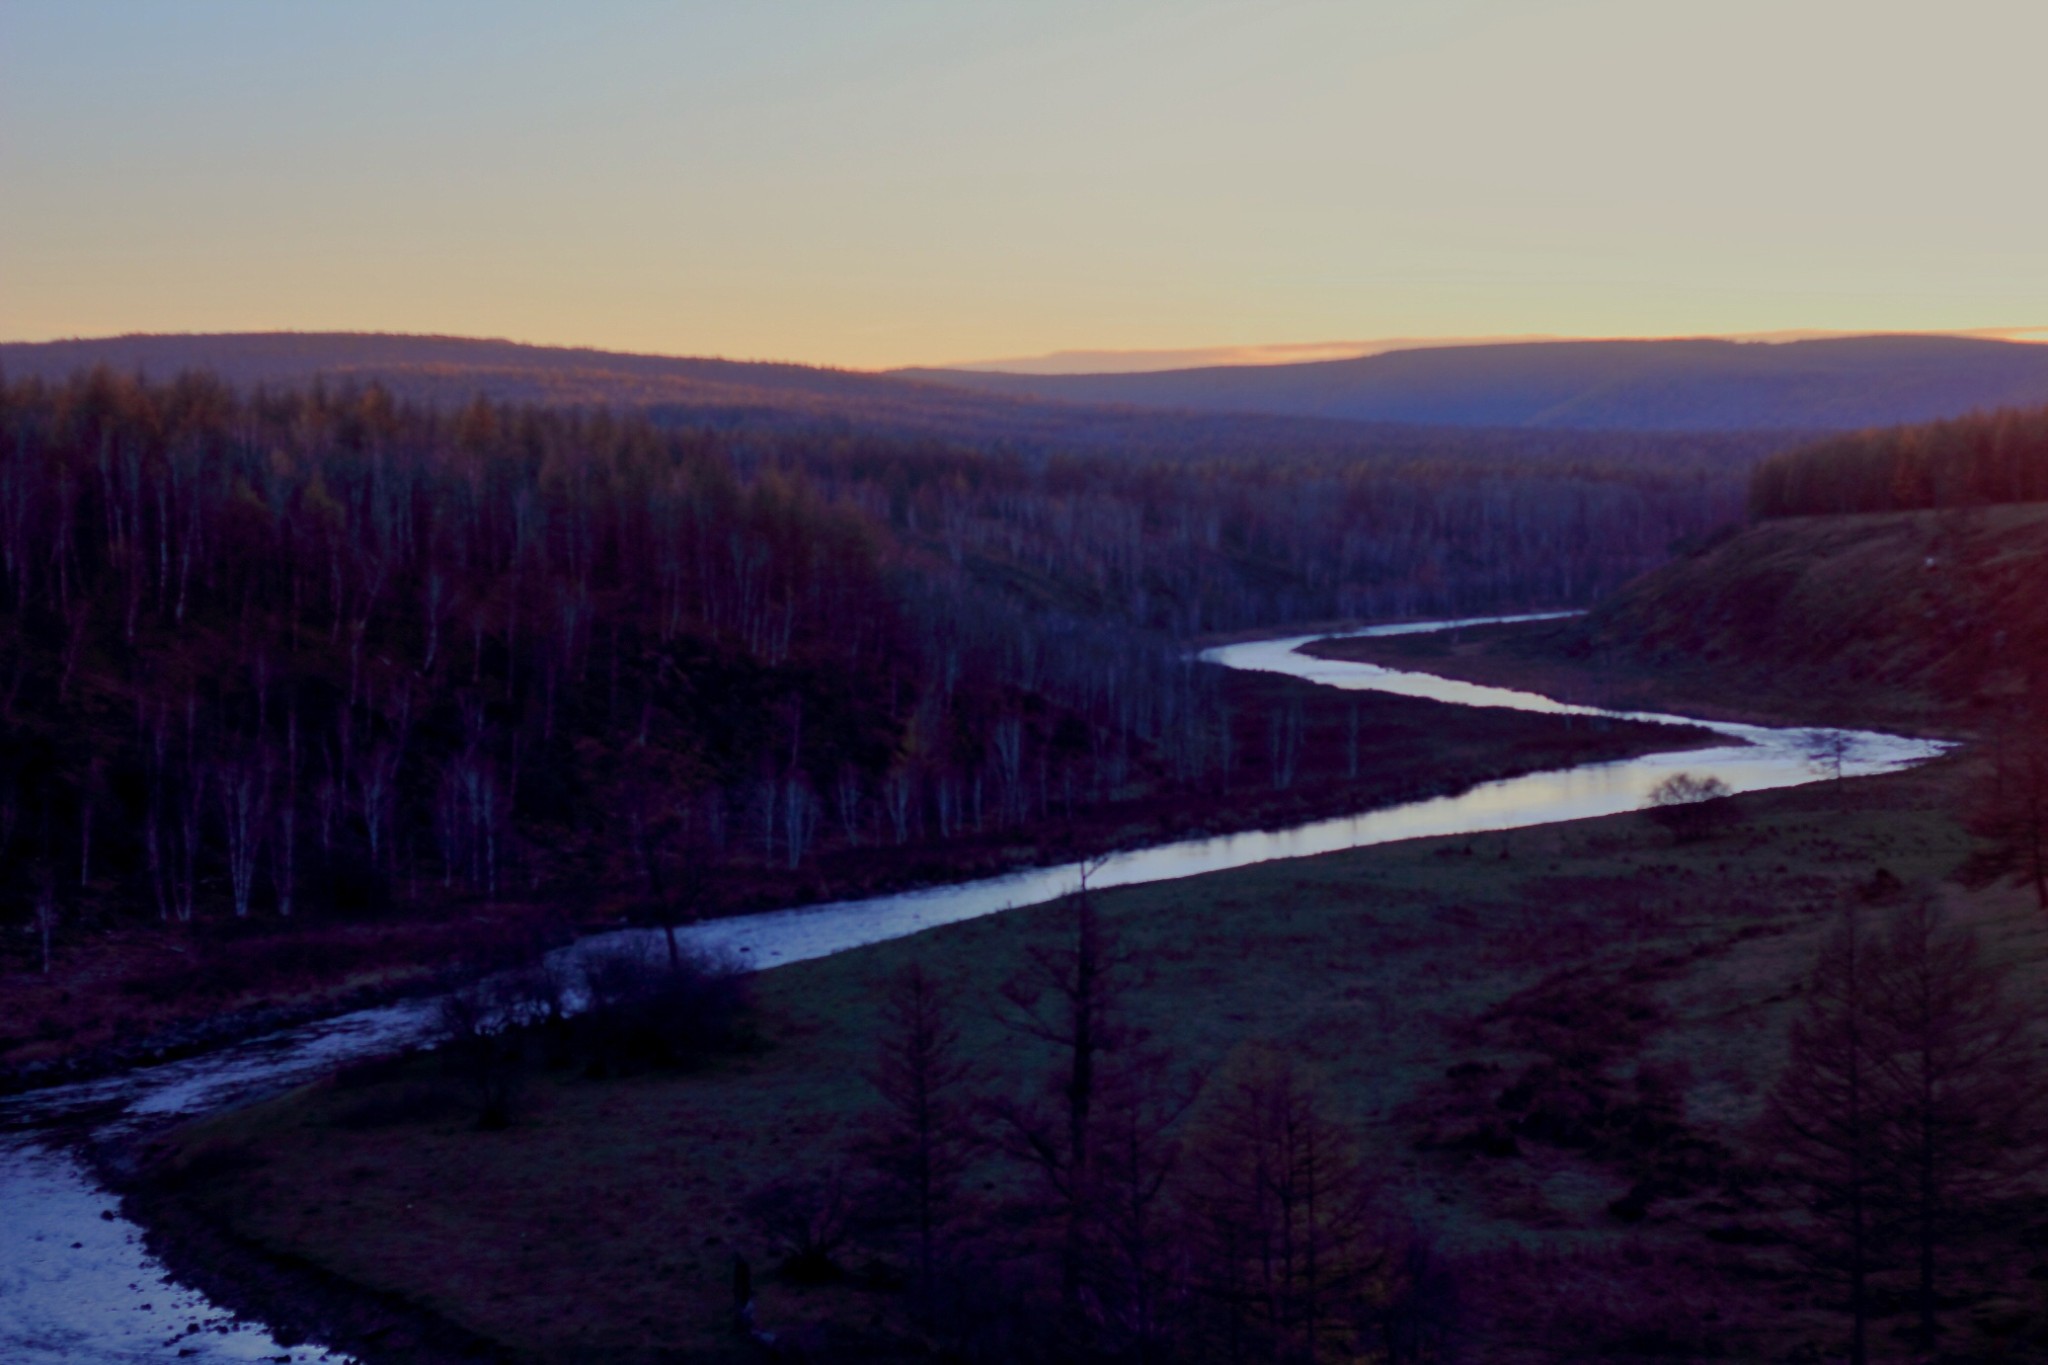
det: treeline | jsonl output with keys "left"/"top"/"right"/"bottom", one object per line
{"left": 1750, "top": 404, "right": 2048, "bottom": 518}
{"left": 0, "top": 369, "right": 1738, "bottom": 937}
{"left": 802, "top": 439, "right": 1728, "bottom": 633}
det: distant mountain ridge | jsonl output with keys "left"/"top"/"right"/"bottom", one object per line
{"left": 0, "top": 331, "right": 1789, "bottom": 466}
{"left": 0, "top": 331, "right": 1021, "bottom": 423}
{"left": 895, "top": 335, "right": 2048, "bottom": 433}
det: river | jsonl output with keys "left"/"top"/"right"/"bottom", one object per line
{"left": 0, "top": 614, "right": 1949, "bottom": 1362}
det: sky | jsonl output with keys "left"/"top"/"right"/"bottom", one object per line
{"left": 4, "top": 0, "right": 2046, "bottom": 371}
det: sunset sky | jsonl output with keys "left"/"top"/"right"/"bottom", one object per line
{"left": 4, "top": 0, "right": 2044, "bottom": 371}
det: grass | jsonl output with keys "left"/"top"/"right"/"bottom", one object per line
{"left": 137, "top": 742, "right": 2048, "bottom": 1363}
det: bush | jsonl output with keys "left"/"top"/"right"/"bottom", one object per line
{"left": 745, "top": 1172, "right": 854, "bottom": 1284}
{"left": 574, "top": 937, "right": 752, "bottom": 1068}
{"left": 1644, "top": 772, "right": 1736, "bottom": 843}
{"left": 435, "top": 979, "right": 526, "bottom": 1129}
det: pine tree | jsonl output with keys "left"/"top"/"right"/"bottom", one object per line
{"left": 861, "top": 960, "right": 977, "bottom": 1299}
{"left": 1765, "top": 905, "right": 1885, "bottom": 1365}
{"left": 1869, "top": 897, "right": 2047, "bottom": 1352}
{"left": 1180, "top": 1044, "right": 1385, "bottom": 1365}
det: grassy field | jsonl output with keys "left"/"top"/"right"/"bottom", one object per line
{"left": 133, "top": 736, "right": 2048, "bottom": 1363}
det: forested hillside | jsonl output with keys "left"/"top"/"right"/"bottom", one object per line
{"left": 1590, "top": 401, "right": 2048, "bottom": 719}
{"left": 0, "top": 372, "right": 1180, "bottom": 931}
{"left": 1325, "top": 399, "right": 2048, "bottom": 732}
{"left": 1750, "top": 402, "right": 2048, "bottom": 517}
{"left": 0, "top": 369, "right": 1737, "bottom": 945}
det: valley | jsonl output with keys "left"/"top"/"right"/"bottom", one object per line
{"left": 5, "top": 358, "right": 2048, "bottom": 1365}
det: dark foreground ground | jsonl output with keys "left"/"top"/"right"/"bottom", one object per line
{"left": 121, "top": 709, "right": 2048, "bottom": 1361}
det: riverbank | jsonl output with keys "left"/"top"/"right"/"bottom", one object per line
{"left": 130, "top": 745, "right": 2048, "bottom": 1363}
{"left": 2, "top": 661, "right": 1713, "bottom": 1093}
{"left": 106, "top": 1149, "right": 511, "bottom": 1365}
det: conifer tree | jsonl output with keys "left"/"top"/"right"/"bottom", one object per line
{"left": 1766, "top": 905, "right": 1886, "bottom": 1365}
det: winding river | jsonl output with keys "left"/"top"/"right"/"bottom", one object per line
{"left": 0, "top": 615, "right": 1949, "bottom": 1363}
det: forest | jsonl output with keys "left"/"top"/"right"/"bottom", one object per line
{"left": 0, "top": 367, "right": 1744, "bottom": 948}
{"left": 1750, "top": 402, "right": 2048, "bottom": 518}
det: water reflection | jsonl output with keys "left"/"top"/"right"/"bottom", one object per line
{"left": 658, "top": 616, "right": 1945, "bottom": 971}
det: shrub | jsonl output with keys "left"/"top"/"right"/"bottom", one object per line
{"left": 745, "top": 1172, "right": 854, "bottom": 1284}
{"left": 436, "top": 978, "right": 526, "bottom": 1129}
{"left": 1644, "top": 772, "right": 1736, "bottom": 843}
{"left": 574, "top": 937, "right": 752, "bottom": 1068}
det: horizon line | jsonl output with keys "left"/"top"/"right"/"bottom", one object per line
{"left": 5, "top": 324, "right": 2047, "bottom": 379}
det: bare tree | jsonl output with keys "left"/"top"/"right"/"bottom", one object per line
{"left": 76, "top": 760, "right": 100, "bottom": 889}
{"left": 745, "top": 1169, "right": 854, "bottom": 1285}
{"left": 1768, "top": 896, "right": 2048, "bottom": 1360}
{"left": 993, "top": 714, "right": 1026, "bottom": 825}
{"left": 993, "top": 873, "right": 1137, "bottom": 1312}
{"left": 1178, "top": 1044, "right": 1386, "bottom": 1365}
{"left": 1378, "top": 1227, "right": 1463, "bottom": 1365}
{"left": 217, "top": 753, "right": 269, "bottom": 918}
{"left": 782, "top": 774, "right": 818, "bottom": 869}
{"left": 1870, "top": 896, "right": 2048, "bottom": 1353}
{"left": 1765, "top": 904, "right": 1887, "bottom": 1365}
{"left": 1802, "top": 728, "right": 1857, "bottom": 786}
{"left": 1644, "top": 771, "right": 1735, "bottom": 844}
{"left": 357, "top": 741, "right": 401, "bottom": 875}
{"left": 32, "top": 866, "right": 58, "bottom": 975}
{"left": 1345, "top": 701, "right": 1362, "bottom": 782}
{"left": 1086, "top": 1052, "right": 1200, "bottom": 1362}
{"left": 833, "top": 764, "right": 866, "bottom": 847}
{"left": 885, "top": 766, "right": 916, "bottom": 846}
{"left": 861, "top": 961, "right": 978, "bottom": 1298}
{"left": 436, "top": 976, "right": 525, "bottom": 1130}
{"left": 271, "top": 707, "right": 299, "bottom": 917}
{"left": 1267, "top": 700, "right": 1302, "bottom": 791}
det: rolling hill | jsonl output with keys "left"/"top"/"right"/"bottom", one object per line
{"left": 1580, "top": 504, "right": 2048, "bottom": 711}
{"left": 896, "top": 334, "right": 2048, "bottom": 433}
{"left": 0, "top": 331, "right": 1785, "bottom": 465}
